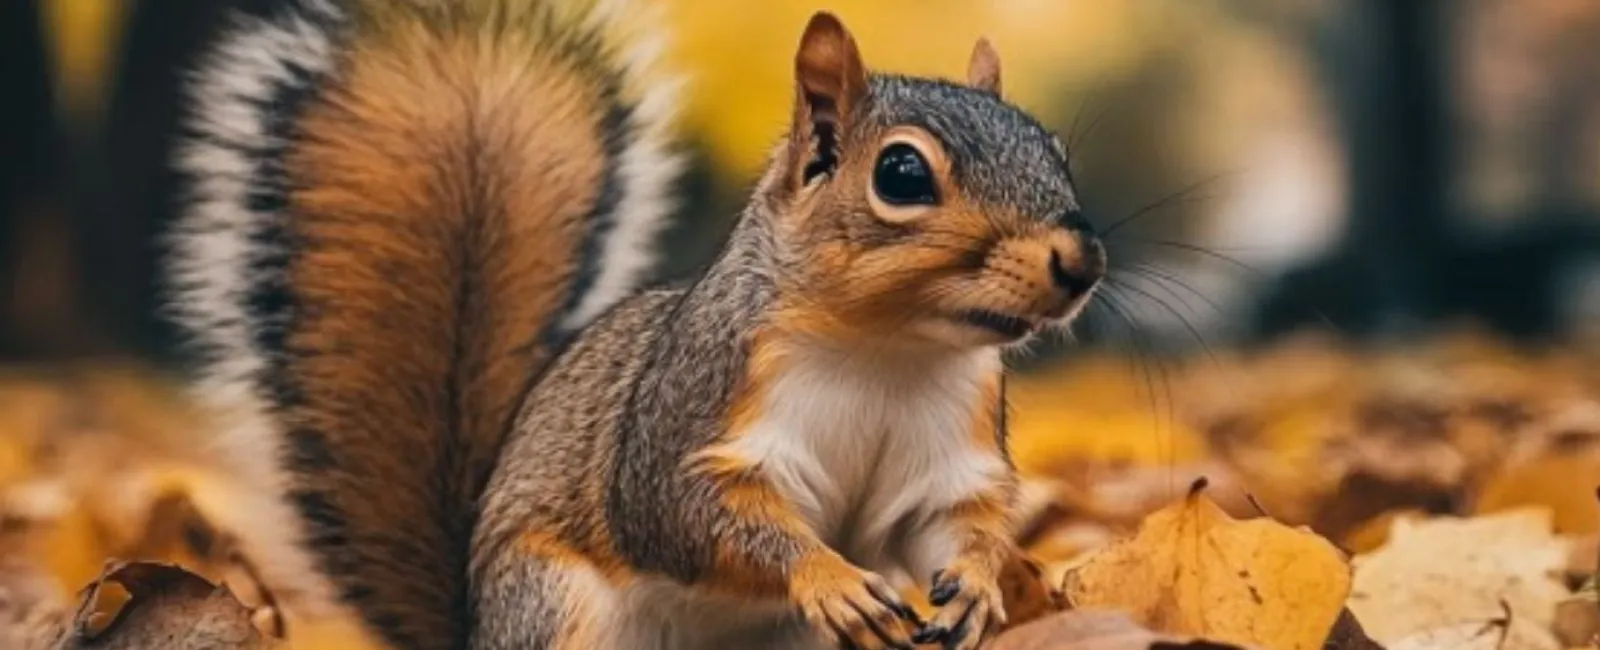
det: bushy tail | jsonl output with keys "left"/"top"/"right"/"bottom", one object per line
{"left": 165, "top": 1, "right": 679, "bottom": 648}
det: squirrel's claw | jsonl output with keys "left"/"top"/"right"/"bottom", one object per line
{"left": 917, "top": 564, "right": 1006, "bottom": 650}
{"left": 795, "top": 561, "right": 917, "bottom": 650}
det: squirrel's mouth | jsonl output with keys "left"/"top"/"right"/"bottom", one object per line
{"left": 954, "top": 309, "right": 1035, "bottom": 340}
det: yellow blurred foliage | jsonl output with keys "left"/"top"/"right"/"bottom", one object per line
{"left": 663, "top": 0, "right": 1182, "bottom": 176}
{"left": 0, "top": 363, "right": 230, "bottom": 620}
{"left": 1007, "top": 355, "right": 1210, "bottom": 475}
{"left": 40, "top": 0, "right": 129, "bottom": 120}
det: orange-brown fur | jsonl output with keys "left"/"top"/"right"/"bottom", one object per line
{"left": 773, "top": 119, "right": 1098, "bottom": 348}
{"left": 283, "top": 22, "right": 614, "bottom": 649}
{"left": 688, "top": 329, "right": 827, "bottom": 600}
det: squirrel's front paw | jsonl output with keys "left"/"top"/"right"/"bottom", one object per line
{"left": 791, "top": 554, "right": 920, "bottom": 650}
{"left": 914, "top": 560, "right": 1007, "bottom": 650}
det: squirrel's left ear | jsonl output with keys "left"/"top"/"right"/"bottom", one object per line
{"left": 794, "top": 12, "right": 867, "bottom": 121}
{"left": 788, "top": 12, "right": 868, "bottom": 188}
{"left": 967, "top": 37, "right": 1003, "bottom": 96}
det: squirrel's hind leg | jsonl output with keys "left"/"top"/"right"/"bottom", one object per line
{"left": 469, "top": 539, "right": 624, "bottom": 650}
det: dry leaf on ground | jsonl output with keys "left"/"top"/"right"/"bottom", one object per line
{"left": 1320, "top": 610, "right": 1386, "bottom": 650}
{"left": 997, "top": 551, "right": 1069, "bottom": 631}
{"left": 1347, "top": 508, "right": 1572, "bottom": 650}
{"left": 1552, "top": 597, "right": 1598, "bottom": 647}
{"left": 989, "top": 608, "right": 1251, "bottom": 650}
{"left": 1382, "top": 620, "right": 1527, "bottom": 650}
{"left": 57, "top": 561, "right": 280, "bottom": 650}
{"left": 1061, "top": 480, "right": 1350, "bottom": 650}
{"left": 1476, "top": 453, "right": 1600, "bottom": 537}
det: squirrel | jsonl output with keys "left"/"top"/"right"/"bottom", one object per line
{"left": 165, "top": 2, "right": 1104, "bottom": 650}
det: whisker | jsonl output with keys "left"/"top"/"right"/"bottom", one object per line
{"left": 1118, "top": 238, "right": 1277, "bottom": 278}
{"left": 1123, "top": 263, "right": 1229, "bottom": 318}
{"left": 1093, "top": 290, "right": 1166, "bottom": 437}
{"left": 1067, "top": 96, "right": 1115, "bottom": 160}
{"left": 1099, "top": 171, "right": 1239, "bottom": 237}
{"left": 1105, "top": 277, "right": 1217, "bottom": 364}
{"left": 1119, "top": 238, "right": 1345, "bottom": 335}
{"left": 1099, "top": 287, "right": 1180, "bottom": 481}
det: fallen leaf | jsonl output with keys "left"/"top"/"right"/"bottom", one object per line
{"left": 1476, "top": 454, "right": 1600, "bottom": 536}
{"left": 1552, "top": 598, "right": 1598, "bottom": 648}
{"left": 1061, "top": 480, "right": 1350, "bottom": 650}
{"left": 1321, "top": 609, "right": 1386, "bottom": 650}
{"left": 989, "top": 608, "right": 1251, "bottom": 650}
{"left": 1382, "top": 620, "right": 1531, "bottom": 650}
{"left": 997, "top": 551, "right": 1068, "bottom": 631}
{"left": 1347, "top": 509, "right": 1571, "bottom": 650}
{"left": 58, "top": 561, "right": 280, "bottom": 650}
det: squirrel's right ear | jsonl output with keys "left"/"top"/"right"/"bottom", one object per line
{"left": 789, "top": 12, "right": 867, "bottom": 188}
{"left": 967, "top": 37, "right": 1003, "bottom": 95}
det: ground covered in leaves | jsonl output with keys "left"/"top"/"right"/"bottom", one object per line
{"left": 0, "top": 329, "right": 1596, "bottom": 649}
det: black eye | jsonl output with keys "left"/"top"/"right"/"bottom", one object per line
{"left": 872, "top": 143, "right": 938, "bottom": 206}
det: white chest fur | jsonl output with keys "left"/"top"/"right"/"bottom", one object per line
{"left": 721, "top": 344, "right": 1008, "bottom": 579}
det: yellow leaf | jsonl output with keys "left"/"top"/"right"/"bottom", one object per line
{"left": 1477, "top": 454, "right": 1600, "bottom": 536}
{"left": 1061, "top": 481, "right": 1350, "bottom": 650}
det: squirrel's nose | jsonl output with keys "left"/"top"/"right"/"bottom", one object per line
{"left": 1049, "top": 248, "right": 1097, "bottom": 297}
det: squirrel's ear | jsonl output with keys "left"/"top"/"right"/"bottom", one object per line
{"left": 789, "top": 12, "right": 867, "bottom": 187}
{"left": 967, "top": 37, "right": 1002, "bottom": 96}
{"left": 795, "top": 12, "right": 867, "bottom": 120}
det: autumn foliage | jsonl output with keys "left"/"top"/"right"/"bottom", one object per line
{"left": 0, "top": 330, "right": 1593, "bottom": 648}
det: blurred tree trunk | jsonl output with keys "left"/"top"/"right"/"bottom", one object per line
{"left": 0, "top": 0, "right": 245, "bottom": 362}
{"left": 0, "top": 0, "right": 84, "bottom": 361}
{"left": 87, "top": 0, "right": 236, "bottom": 361}
{"left": 1255, "top": 0, "right": 1453, "bottom": 339}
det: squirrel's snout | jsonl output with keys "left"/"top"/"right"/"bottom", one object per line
{"left": 1049, "top": 249, "right": 1096, "bottom": 297}
{"left": 1044, "top": 230, "right": 1104, "bottom": 304}
{"left": 971, "top": 228, "right": 1104, "bottom": 330}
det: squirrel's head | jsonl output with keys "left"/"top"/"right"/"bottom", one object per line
{"left": 759, "top": 12, "right": 1106, "bottom": 350}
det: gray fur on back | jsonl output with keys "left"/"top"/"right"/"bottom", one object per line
{"left": 471, "top": 209, "right": 789, "bottom": 647}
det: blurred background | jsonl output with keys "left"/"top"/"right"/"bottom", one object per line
{"left": 2, "top": 1, "right": 1599, "bottom": 642}
{"left": 4, "top": 0, "right": 1600, "bottom": 362}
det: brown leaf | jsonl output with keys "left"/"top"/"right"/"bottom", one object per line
{"left": 1061, "top": 480, "right": 1351, "bottom": 650}
{"left": 989, "top": 608, "right": 1251, "bottom": 650}
{"left": 59, "top": 561, "right": 280, "bottom": 650}
{"left": 1552, "top": 598, "right": 1598, "bottom": 648}
{"left": 998, "top": 551, "right": 1068, "bottom": 631}
{"left": 1321, "top": 609, "right": 1386, "bottom": 650}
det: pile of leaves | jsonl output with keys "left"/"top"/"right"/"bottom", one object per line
{"left": 0, "top": 329, "right": 1596, "bottom": 649}
{"left": 999, "top": 329, "right": 1600, "bottom": 649}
